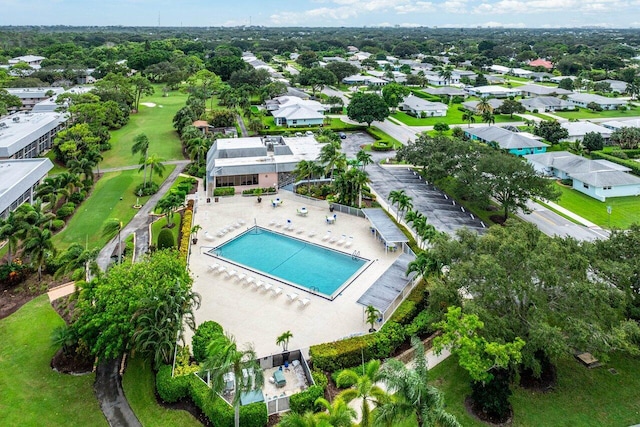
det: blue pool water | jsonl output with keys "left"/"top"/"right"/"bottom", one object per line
{"left": 209, "top": 227, "right": 368, "bottom": 298}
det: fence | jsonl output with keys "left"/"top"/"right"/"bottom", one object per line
{"left": 382, "top": 270, "right": 421, "bottom": 322}
{"left": 259, "top": 349, "right": 315, "bottom": 416}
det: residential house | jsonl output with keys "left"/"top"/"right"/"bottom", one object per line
{"left": 205, "top": 135, "right": 322, "bottom": 195}
{"left": 525, "top": 151, "right": 640, "bottom": 201}
{"left": 521, "top": 96, "right": 575, "bottom": 112}
{"left": 399, "top": 94, "right": 448, "bottom": 117}
{"left": 528, "top": 58, "right": 554, "bottom": 70}
{"left": 485, "top": 75, "right": 506, "bottom": 84}
{"left": 368, "top": 70, "right": 406, "bottom": 83}
{"left": 601, "top": 118, "right": 640, "bottom": 131}
{"left": 567, "top": 93, "right": 628, "bottom": 110}
{"left": 511, "top": 68, "right": 533, "bottom": 78}
{"left": 342, "top": 74, "right": 388, "bottom": 87}
{"left": 518, "top": 84, "right": 572, "bottom": 97}
{"left": 529, "top": 72, "right": 555, "bottom": 82}
{"left": 8, "top": 55, "right": 46, "bottom": 69}
{"left": 550, "top": 76, "right": 578, "bottom": 84}
{"left": 462, "top": 99, "right": 504, "bottom": 113}
{"left": 561, "top": 122, "right": 612, "bottom": 142}
{"left": 466, "top": 85, "right": 521, "bottom": 98}
{"left": 272, "top": 104, "right": 325, "bottom": 127}
{"left": 464, "top": 126, "right": 548, "bottom": 156}
{"left": 265, "top": 96, "right": 326, "bottom": 113}
{"left": 0, "top": 112, "right": 68, "bottom": 159}
{"left": 489, "top": 65, "right": 511, "bottom": 74}
{"left": 599, "top": 79, "right": 628, "bottom": 93}
{"left": 0, "top": 158, "right": 54, "bottom": 218}
{"left": 423, "top": 87, "right": 468, "bottom": 98}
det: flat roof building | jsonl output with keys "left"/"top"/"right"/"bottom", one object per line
{"left": 0, "top": 112, "right": 68, "bottom": 159}
{"left": 0, "top": 158, "right": 53, "bottom": 218}
{"left": 6, "top": 87, "right": 66, "bottom": 113}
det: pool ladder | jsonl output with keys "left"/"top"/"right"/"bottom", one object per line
{"left": 351, "top": 250, "right": 360, "bottom": 260}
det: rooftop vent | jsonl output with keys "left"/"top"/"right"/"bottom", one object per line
{"left": 12, "top": 117, "right": 20, "bottom": 122}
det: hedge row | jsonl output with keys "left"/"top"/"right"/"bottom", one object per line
{"left": 289, "top": 385, "right": 324, "bottom": 414}
{"left": 388, "top": 279, "right": 429, "bottom": 325}
{"left": 179, "top": 209, "right": 192, "bottom": 261}
{"left": 214, "top": 187, "right": 235, "bottom": 196}
{"left": 156, "top": 367, "right": 268, "bottom": 427}
{"left": 591, "top": 150, "right": 640, "bottom": 176}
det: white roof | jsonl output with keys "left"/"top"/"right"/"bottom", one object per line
{"left": 401, "top": 94, "right": 448, "bottom": 112}
{"left": 272, "top": 96, "right": 326, "bottom": 112}
{"left": 0, "top": 158, "right": 53, "bottom": 214}
{"left": 471, "top": 85, "right": 520, "bottom": 95}
{"left": 561, "top": 122, "right": 612, "bottom": 137}
{"left": 568, "top": 93, "right": 627, "bottom": 105}
{"left": 272, "top": 104, "right": 324, "bottom": 121}
{"left": 9, "top": 55, "right": 45, "bottom": 64}
{"left": 6, "top": 87, "right": 66, "bottom": 99}
{"left": 0, "top": 112, "right": 68, "bottom": 158}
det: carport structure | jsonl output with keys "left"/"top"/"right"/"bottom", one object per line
{"left": 361, "top": 208, "right": 409, "bottom": 253}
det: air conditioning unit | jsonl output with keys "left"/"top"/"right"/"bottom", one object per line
{"left": 12, "top": 116, "right": 20, "bottom": 122}
{"left": 0, "top": 122, "right": 7, "bottom": 128}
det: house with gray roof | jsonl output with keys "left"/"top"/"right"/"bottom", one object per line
{"left": 205, "top": 135, "right": 322, "bottom": 196}
{"left": 525, "top": 151, "right": 640, "bottom": 201}
{"left": 518, "top": 84, "right": 572, "bottom": 97}
{"left": 521, "top": 96, "right": 575, "bottom": 112}
{"left": 423, "top": 87, "right": 468, "bottom": 97}
{"left": 462, "top": 98, "right": 504, "bottom": 113}
{"left": 0, "top": 158, "right": 53, "bottom": 218}
{"left": 466, "top": 85, "right": 521, "bottom": 98}
{"left": 600, "top": 79, "right": 628, "bottom": 93}
{"left": 6, "top": 87, "right": 66, "bottom": 113}
{"left": 272, "top": 104, "right": 325, "bottom": 127}
{"left": 561, "top": 122, "right": 612, "bottom": 142}
{"left": 399, "top": 94, "right": 448, "bottom": 117}
{"left": 0, "top": 112, "right": 68, "bottom": 159}
{"left": 464, "top": 126, "right": 548, "bottom": 156}
{"left": 567, "top": 93, "right": 628, "bottom": 110}
{"left": 342, "top": 74, "right": 388, "bottom": 87}
{"left": 601, "top": 118, "right": 640, "bottom": 131}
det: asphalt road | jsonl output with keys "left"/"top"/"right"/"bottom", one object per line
{"left": 517, "top": 201, "right": 609, "bottom": 241}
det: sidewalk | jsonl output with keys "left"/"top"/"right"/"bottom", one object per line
{"left": 542, "top": 200, "right": 601, "bottom": 229}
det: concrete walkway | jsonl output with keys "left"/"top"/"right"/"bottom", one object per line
{"left": 542, "top": 200, "right": 601, "bottom": 229}
{"left": 47, "top": 282, "right": 76, "bottom": 302}
{"left": 94, "top": 358, "right": 142, "bottom": 427}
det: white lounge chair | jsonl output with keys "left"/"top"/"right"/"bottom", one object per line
{"left": 337, "top": 234, "right": 347, "bottom": 246}
{"left": 272, "top": 287, "right": 282, "bottom": 296}
{"left": 204, "top": 231, "right": 216, "bottom": 241}
{"left": 208, "top": 263, "right": 220, "bottom": 272}
{"left": 225, "top": 269, "right": 237, "bottom": 279}
{"left": 262, "top": 282, "right": 272, "bottom": 292}
{"left": 268, "top": 219, "right": 276, "bottom": 226}
{"left": 286, "top": 292, "right": 298, "bottom": 302}
{"left": 308, "top": 230, "right": 317, "bottom": 238}
{"left": 246, "top": 277, "right": 255, "bottom": 286}
{"left": 238, "top": 219, "right": 246, "bottom": 226}
{"left": 299, "top": 298, "right": 311, "bottom": 307}
{"left": 297, "top": 228, "right": 305, "bottom": 234}
{"left": 217, "top": 230, "right": 225, "bottom": 237}
{"left": 236, "top": 273, "right": 247, "bottom": 283}
{"left": 329, "top": 236, "right": 338, "bottom": 244}
{"left": 275, "top": 222, "right": 283, "bottom": 228}
{"left": 322, "top": 231, "right": 331, "bottom": 241}
{"left": 216, "top": 265, "right": 227, "bottom": 274}
{"left": 345, "top": 236, "right": 354, "bottom": 248}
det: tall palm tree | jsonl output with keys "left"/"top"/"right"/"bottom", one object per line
{"left": 396, "top": 193, "right": 414, "bottom": 222}
{"left": 476, "top": 98, "right": 493, "bottom": 115}
{"left": 482, "top": 111, "right": 495, "bottom": 126}
{"left": 294, "top": 160, "right": 314, "bottom": 190}
{"left": 187, "top": 137, "right": 209, "bottom": 167}
{"left": 406, "top": 250, "right": 440, "bottom": 278}
{"left": 132, "top": 133, "right": 150, "bottom": 186}
{"left": 56, "top": 172, "right": 81, "bottom": 204}
{"left": 352, "top": 169, "right": 369, "bottom": 208}
{"left": 36, "top": 176, "right": 65, "bottom": 207}
{"left": 318, "top": 140, "right": 345, "bottom": 177}
{"left": 436, "top": 65, "right": 454, "bottom": 86}
{"left": 200, "top": 333, "right": 264, "bottom": 427}
{"left": 356, "top": 149, "right": 373, "bottom": 172}
{"left": 23, "top": 226, "right": 55, "bottom": 281}
{"left": 376, "top": 337, "right": 461, "bottom": 427}
{"left": 85, "top": 148, "right": 104, "bottom": 177}
{"left": 102, "top": 218, "right": 123, "bottom": 264}
{"left": 336, "top": 359, "right": 388, "bottom": 427}
{"left": 68, "top": 157, "right": 96, "bottom": 182}
{"left": 461, "top": 111, "right": 476, "bottom": 128}
{"left": 388, "top": 190, "right": 404, "bottom": 220}
{"left": 141, "top": 154, "right": 166, "bottom": 183}
{"left": 0, "top": 216, "right": 19, "bottom": 263}
{"left": 276, "top": 330, "right": 293, "bottom": 352}
{"left": 54, "top": 242, "right": 100, "bottom": 282}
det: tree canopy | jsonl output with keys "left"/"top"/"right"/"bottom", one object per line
{"left": 346, "top": 92, "right": 389, "bottom": 127}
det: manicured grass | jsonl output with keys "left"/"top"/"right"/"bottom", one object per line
{"left": 551, "top": 105, "right": 640, "bottom": 120}
{"left": 0, "top": 296, "right": 106, "bottom": 426}
{"left": 260, "top": 115, "right": 364, "bottom": 133}
{"left": 43, "top": 150, "right": 68, "bottom": 175}
{"left": 122, "top": 357, "right": 200, "bottom": 427}
{"left": 151, "top": 213, "right": 182, "bottom": 247}
{"left": 553, "top": 182, "right": 640, "bottom": 229}
{"left": 52, "top": 165, "right": 175, "bottom": 251}
{"left": 430, "top": 353, "right": 640, "bottom": 427}
{"left": 391, "top": 109, "right": 522, "bottom": 126}
{"left": 100, "top": 86, "right": 187, "bottom": 169}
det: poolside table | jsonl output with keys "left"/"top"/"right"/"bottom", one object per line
{"left": 297, "top": 207, "right": 308, "bottom": 216}
{"left": 273, "top": 369, "right": 286, "bottom": 388}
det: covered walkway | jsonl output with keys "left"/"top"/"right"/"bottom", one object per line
{"left": 361, "top": 208, "right": 409, "bottom": 253}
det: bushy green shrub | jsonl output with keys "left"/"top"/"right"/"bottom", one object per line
{"left": 213, "top": 187, "right": 235, "bottom": 196}
{"left": 239, "top": 402, "right": 268, "bottom": 427}
{"left": 49, "top": 219, "right": 66, "bottom": 231}
{"left": 0, "top": 262, "right": 31, "bottom": 287}
{"left": 156, "top": 365, "right": 190, "bottom": 403}
{"left": 405, "top": 310, "right": 436, "bottom": 337}
{"left": 371, "top": 141, "right": 393, "bottom": 151}
{"left": 56, "top": 202, "right": 76, "bottom": 219}
{"left": 192, "top": 321, "right": 223, "bottom": 363}
{"left": 310, "top": 334, "right": 377, "bottom": 372}
{"left": 69, "top": 191, "right": 86, "bottom": 204}
{"left": 135, "top": 182, "right": 159, "bottom": 196}
{"left": 311, "top": 369, "right": 328, "bottom": 390}
{"left": 289, "top": 385, "right": 324, "bottom": 414}
{"left": 389, "top": 280, "right": 429, "bottom": 325}
{"left": 188, "top": 377, "right": 234, "bottom": 427}
{"left": 157, "top": 228, "right": 175, "bottom": 250}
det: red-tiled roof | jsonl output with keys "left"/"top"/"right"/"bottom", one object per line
{"left": 529, "top": 58, "right": 553, "bottom": 69}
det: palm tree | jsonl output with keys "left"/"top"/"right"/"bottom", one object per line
{"left": 461, "top": 111, "right": 476, "bottom": 128}
{"left": 54, "top": 242, "right": 100, "bottom": 282}
{"left": 482, "top": 111, "right": 495, "bottom": 126}
{"left": 356, "top": 149, "right": 373, "bottom": 172}
{"left": 476, "top": 98, "right": 493, "bottom": 115}
{"left": 376, "top": 336, "right": 461, "bottom": 427}
{"left": 68, "top": 157, "right": 96, "bottom": 182}
{"left": 102, "top": 218, "right": 123, "bottom": 264}
{"left": 318, "top": 140, "right": 345, "bottom": 177}
{"left": 156, "top": 192, "right": 184, "bottom": 227}
{"left": 278, "top": 410, "right": 327, "bottom": 427}
{"left": 436, "top": 65, "right": 454, "bottom": 86}
{"left": 141, "top": 154, "right": 166, "bottom": 183}
{"left": 36, "top": 176, "right": 65, "bottom": 207}
{"left": 406, "top": 250, "right": 440, "bottom": 278}
{"left": 0, "top": 216, "right": 19, "bottom": 263}
{"left": 396, "top": 194, "right": 414, "bottom": 222}
{"left": 200, "top": 332, "right": 264, "bottom": 427}
{"left": 133, "top": 281, "right": 201, "bottom": 369}
{"left": 85, "top": 148, "right": 104, "bottom": 177}
{"left": 23, "top": 226, "right": 55, "bottom": 281}
{"left": 388, "top": 190, "right": 404, "bottom": 220}
{"left": 276, "top": 330, "right": 293, "bottom": 352}
{"left": 336, "top": 359, "right": 388, "bottom": 427}
{"left": 316, "top": 397, "right": 356, "bottom": 427}
{"left": 365, "top": 305, "right": 381, "bottom": 332}
{"left": 294, "top": 160, "right": 314, "bottom": 191}
{"left": 352, "top": 169, "right": 369, "bottom": 208}
{"left": 132, "top": 133, "right": 150, "bottom": 186}
{"left": 187, "top": 137, "right": 209, "bottom": 166}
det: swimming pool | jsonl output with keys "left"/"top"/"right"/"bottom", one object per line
{"left": 208, "top": 227, "right": 369, "bottom": 299}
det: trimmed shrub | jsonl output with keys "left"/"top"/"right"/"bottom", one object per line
{"left": 239, "top": 402, "right": 268, "bottom": 427}
{"left": 310, "top": 334, "right": 377, "bottom": 372}
{"left": 56, "top": 202, "right": 76, "bottom": 220}
{"left": 213, "top": 187, "right": 235, "bottom": 196}
{"left": 189, "top": 377, "right": 234, "bottom": 427}
{"left": 371, "top": 141, "right": 393, "bottom": 151}
{"left": 179, "top": 209, "right": 192, "bottom": 260}
{"left": 192, "top": 321, "right": 223, "bottom": 363}
{"left": 389, "top": 280, "right": 428, "bottom": 325}
{"left": 405, "top": 310, "right": 436, "bottom": 337}
{"left": 157, "top": 228, "right": 175, "bottom": 250}
{"left": 49, "top": 219, "right": 66, "bottom": 231}
{"left": 289, "top": 385, "right": 324, "bottom": 414}
{"left": 135, "top": 182, "right": 159, "bottom": 196}
{"left": 69, "top": 191, "right": 86, "bottom": 204}
{"left": 311, "top": 369, "right": 328, "bottom": 390}
{"left": 156, "top": 365, "right": 190, "bottom": 403}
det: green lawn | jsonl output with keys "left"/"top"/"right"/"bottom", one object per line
{"left": 430, "top": 353, "right": 640, "bottom": 427}
{"left": 391, "top": 109, "right": 523, "bottom": 127}
{"left": 52, "top": 165, "right": 175, "bottom": 251}
{"left": 100, "top": 86, "right": 187, "bottom": 169}
{"left": 43, "top": 150, "right": 68, "bottom": 175}
{"left": 122, "top": 357, "right": 200, "bottom": 427}
{"left": 0, "top": 296, "right": 106, "bottom": 426}
{"left": 551, "top": 105, "right": 640, "bottom": 120}
{"left": 553, "top": 183, "right": 640, "bottom": 229}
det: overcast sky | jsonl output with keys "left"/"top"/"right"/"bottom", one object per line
{"left": 0, "top": 0, "right": 638, "bottom": 29}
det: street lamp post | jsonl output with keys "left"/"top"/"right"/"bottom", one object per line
{"left": 607, "top": 205, "right": 612, "bottom": 229}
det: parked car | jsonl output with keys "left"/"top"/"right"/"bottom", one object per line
{"left": 338, "top": 132, "right": 347, "bottom": 139}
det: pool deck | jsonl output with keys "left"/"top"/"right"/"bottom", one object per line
{"left": 188, "top": 191, "right": 402, "bottom": 357}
